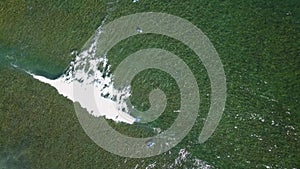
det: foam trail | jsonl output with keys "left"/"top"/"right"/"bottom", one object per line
{"left": 28, "top": 18, "right": 136, "bottom": 124}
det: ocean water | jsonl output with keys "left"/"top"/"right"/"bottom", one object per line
{"left": 0, "top": 0, "right": 299, "bottom": 168}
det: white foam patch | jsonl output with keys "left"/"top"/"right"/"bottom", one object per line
{"left": 28, "top": 20, "right": 136, "bottom": 124}
{"left": 170, "top": 149, "right": 212, "bottom": 169}
{"left": 141, "top": 148, "right": 213, "bottom": 169}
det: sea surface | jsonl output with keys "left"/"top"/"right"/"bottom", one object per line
{"left": 0, "top": 0, "right": 299, "bottom": 168}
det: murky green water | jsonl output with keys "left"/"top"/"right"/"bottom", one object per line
{"left": 0, "top": 0, "right": 299, "bottom": 168}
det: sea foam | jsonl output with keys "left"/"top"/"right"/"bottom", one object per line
{"left": 28, "top": 20, "right": 136, "bottom": 124}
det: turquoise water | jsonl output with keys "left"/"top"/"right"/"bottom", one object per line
{"left": 0, "top": 46, "right": 63, "bottom": 79}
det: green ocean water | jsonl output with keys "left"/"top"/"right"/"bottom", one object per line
{"left": 0, "top": 0, "right": 299, "bottom": 168}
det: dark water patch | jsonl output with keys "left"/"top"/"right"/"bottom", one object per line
{"left": 0, "top": 145, "right": 30, "bottom": 169}
{"left": 31, "top": 69, "right": 62, "bottom": 80}
{"left": 0, "top": 45, "right": 64, "bottom": 79}
{"left": 0, "top": 46, "right": 19, "bottom": 66}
